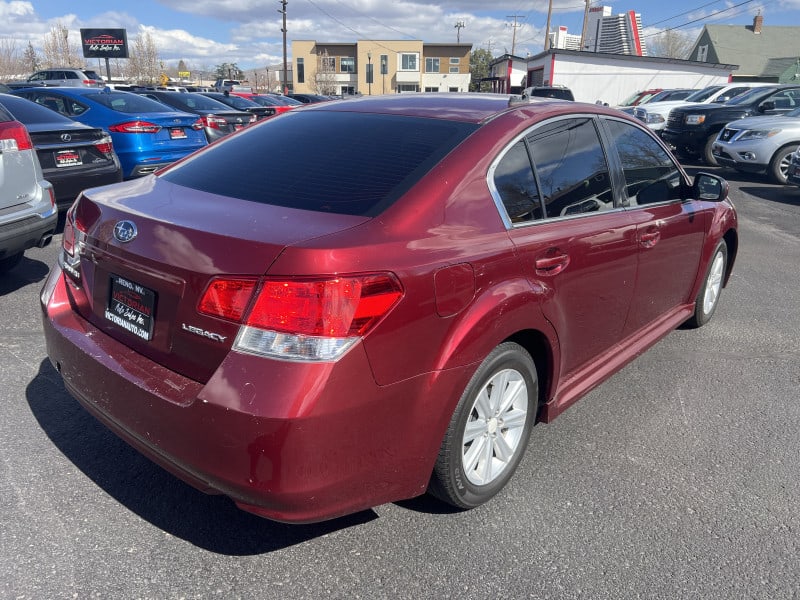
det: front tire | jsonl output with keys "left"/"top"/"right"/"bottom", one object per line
{"left": 768, "top": 144, "right": 796, "bottom": 184}
{"left": 686, "top": 242, "right": 728, "bottom": 328}
{"left": 429, "top": 342, "right": 537, "bottom": 509}
{"left": 703, "top": 133, "right": 720, "bottom": 167}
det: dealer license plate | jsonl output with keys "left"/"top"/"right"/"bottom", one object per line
{"left": 169, "top": 127, "right": 187, "bottom": 139}
{"left": 55, "top": 149, "right": 82, "bottom": 167}
{"left": 105, "top": 274, "right": 156, "bottom": 341}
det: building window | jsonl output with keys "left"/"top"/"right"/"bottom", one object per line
{"left": 398, "top": 84, "right": 420, "bottom": 93}
{"left": 340, "top": 57, "right": 355, "bottom": 73}
{"left": 448, "top": 87, "right": 459, "bottom": 92}
{"left": 425, "top": 58, "right": 440, "bottom": 73}
{"left": 297, "top": 58, "right": 304, "bottom": 83}
{"left": 425, "top": 86, "right": 440, "bottom": 92}
{"left": 449, "top": 57, "right": 460, "bottom": 65}
{"left": 400, "top": 53, "right": 419, "bottom": 71}
{"left": 321, "top": 56, "right": 335, "bottom": 71}
{"left": 380, "top": 54, "right": 388, "bottom": 75}
{"left": 449, "top": 67, "right": 459, "bottom": 74}
{"left": 697, "top": 45, "right": 708, "bottom": 61}
{"left": 341, "top": 86, "right": 355, "bottom": 96}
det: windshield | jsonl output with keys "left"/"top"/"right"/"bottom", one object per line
{"left": 724, "top": 87, "right": 776, "bottom": 106}
{"left": 685, "top": 86, "right": 724, "bottom": 102}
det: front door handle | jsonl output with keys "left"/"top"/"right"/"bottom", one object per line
{"left": 535, "top": 251, "right": 570, "bottom": 276}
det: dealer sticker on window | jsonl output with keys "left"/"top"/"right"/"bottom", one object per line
{"left": 105, "top": 274, "right": 156, "bottom": 340}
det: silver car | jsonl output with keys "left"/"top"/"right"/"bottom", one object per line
{"left": 712, "top": 106, "right": 800, "bottom": 184}
{"left": 26, "top": 68, "right": 104, "bottom": 88}
{"left": 0, "top": 104, "right": 57, "bottom": 273}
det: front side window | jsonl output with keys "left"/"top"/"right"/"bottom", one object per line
{"left": 400, "top": 53, "right": 419, "bottom": 71}
{"left": 603, "top": 119, "right": 682, "bottom": 206}
{"left": 527, "top": 118, "right": 613, "bottom": 218}
{"left": 425, "top": 58, "right": 440, "bottom": 73}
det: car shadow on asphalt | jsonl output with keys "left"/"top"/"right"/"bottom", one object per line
{"left": 0, "top": 256, "right": 51, "bottom": 296}
{"left": 26, "top": 359, "right": 378, "bottom": 554}
{"left": 680, "top": 161, "right": 800, "bottom": 207}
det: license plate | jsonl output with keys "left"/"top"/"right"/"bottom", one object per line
{"left": 55, "top": 149, "right": 82, "bottom": 167}
{"left": 712, "top": 146, "right": 721, "bottom": 156}
{"left": 169, "top": 127, "right": 187, "bottom": 139}
{"left": 105, "top": 274, "right": 156, "bottom": 341}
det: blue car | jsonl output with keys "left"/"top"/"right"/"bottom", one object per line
{"left": 12, "top": 87, "right": 207, "bottom": 179}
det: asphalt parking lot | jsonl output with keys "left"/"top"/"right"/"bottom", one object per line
{"left": 2, "top": 165, "right": 799, "bottom": 599}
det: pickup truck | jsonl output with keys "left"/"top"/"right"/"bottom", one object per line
{"left": 661, "top": 84, "right": 800, "bottom": 165}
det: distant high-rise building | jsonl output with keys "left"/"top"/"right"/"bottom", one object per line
{"left": 583, "top": 6, "right": 646, "bottom": 56}
{"left": 549, "top": 26, "right": 582, "bottom": 51}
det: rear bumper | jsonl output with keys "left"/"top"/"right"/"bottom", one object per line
{"left": 44, "top": 165, "right": 123, "bottom": 208}
{"left": 0, "top": 205, "right": 57, "bottom": 258}
{"left": 41, "top": 268, "right": 462, "bottom": 523}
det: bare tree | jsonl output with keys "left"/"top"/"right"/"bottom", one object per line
{"left": 311, "top": 50, "right": 337, "bottom": 95}
{"left": 42, "top": 22, "right": 82, "bottom": 67}
{"left": 0, "top": 39, "right": 23, "bottom": 80}
{"left": 647, "top": 29, "right": 693, "bottom": 59}
{"left": 127, "top": 30, "right": 161, "bottom": 85}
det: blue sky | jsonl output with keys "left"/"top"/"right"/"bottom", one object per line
{"left": 4, "top": 0, "right": 799, "bottom": 72}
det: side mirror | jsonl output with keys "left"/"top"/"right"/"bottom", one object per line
{"left": 759, "top": 100, "right": 775, "bottom": 113}
{"left": 693, "top": 172, "right": 729, "bottom": 202}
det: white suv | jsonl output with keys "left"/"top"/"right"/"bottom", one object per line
{"left": 633, "top": 83, "right": 771, "bottom": 134}
{"left": 26, "top": 68, "right": 104, "bottom": 87}
{"left": 0, "top": 105, "right": 57, "bottom": 273}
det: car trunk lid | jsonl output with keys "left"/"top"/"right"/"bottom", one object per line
{"left": 63, "top": 176, "right": 370, "bottom": 382}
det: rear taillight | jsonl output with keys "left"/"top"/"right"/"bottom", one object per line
{"left": 198, "top": 274, "right": 403, "bottom": 361}
{"left": 108, "top": 121, "right": 161, "bottom": 134}
{"left": 0, "top": 120, "right": 33, "bottom": 151}
{"left": 60, "top": 205, "right": 89, "bottom": 280}
{"left": 191, "top": 118, "right": 204, "bottom": 131}
{"left": 94, "top": 135, "right": 114, "bottom": 157}
{"left": 199, "top": 115, "right": 228, "bottom": 130}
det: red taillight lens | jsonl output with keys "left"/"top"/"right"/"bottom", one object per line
{"left": 94, "top": 136, "right": 114, "bottom": 157}
{"left": 247, "top": 275, "right": 402, "bottom": 337}
{"left": 0, "top": 120, "right": 33, "bottom": 151}
{"left": 108, "top": 121, "right": 161, "bottom": 134}
{"left": 198, "top": 278, "right": 258, "bottom": 321}
{"left": 199, "top": 274, "right": 402, "bottom": 337}
{"left": 199, "top": 115, "right": 228, "bottom": 130}
{"left": 62, "top": 207, "right": 77, "bottom": 256}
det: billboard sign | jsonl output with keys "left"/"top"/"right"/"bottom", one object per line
{"left": 80, "top": 29, "right": 129, "bottom": 59}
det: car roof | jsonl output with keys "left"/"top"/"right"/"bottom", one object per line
{"left": 296, "top": 92, "right": 576, "bottom": 124}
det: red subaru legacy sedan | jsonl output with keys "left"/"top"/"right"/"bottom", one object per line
{"left": 41, "top": 94, "right": 738, "bottom": 523}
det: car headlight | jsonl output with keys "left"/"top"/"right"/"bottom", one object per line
{"left": 738, "top": 129, "right": 781, "bottom": 141}
{"left": 646, "top": 113, "right": 665, "bottom": 124}
{"left": 685, "top": 114, "right": 706, "bottom": 125}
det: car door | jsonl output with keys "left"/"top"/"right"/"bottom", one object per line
{"left": 493, "top": 116, "right": 639, "bottom": 379}
{"left": 600, "top": 117, "right": 708, "bottom": 336}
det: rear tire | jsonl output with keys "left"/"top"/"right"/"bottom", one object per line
{"left": 686, "top": 242, "right": 727, "bottom": 328}
{"left": 768, "top": 144, "right": 796, "bottom": 184}
{"left": 429, "top": 342, "right": 537, "bottom": 509}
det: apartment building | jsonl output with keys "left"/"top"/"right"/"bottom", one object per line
{"left": 292, "top": 40, "right": 472, "bottom": 96}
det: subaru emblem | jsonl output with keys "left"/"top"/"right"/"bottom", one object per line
{"left": 113, "top": 220, "right": 138, "bottom": 243}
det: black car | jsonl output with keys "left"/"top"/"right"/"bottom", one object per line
{"left": 662, "top": 84, "right": 800, "bottom": 165}
{"left": 199, "top": 92, "right": 273, "bottom": 120}
{"left": 0, "top": 93, "right": 122, "bottom": 209}
{"left": 128, "top": 90, "right": 255, "bottom": 142}
{"left": 288, "top": 93, "right": 334, "bottom": 104}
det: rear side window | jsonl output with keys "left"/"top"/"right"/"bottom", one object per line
{"left": 493, "top": 141, "right": 543, "bottom": 223}
{"left": 527, "top": 117, "right": 613, "bottom": 217}
{"left": 161, "top": 111, "right": 478, "bottom": 216}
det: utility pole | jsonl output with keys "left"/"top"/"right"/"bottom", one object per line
{"left": 579, "top": 0, "right": 590, "bottom": 51}
{"left": 507, "top": 15, "right": 523, "bottom": 56}
{"left": 455, "top": 20, "right": 465, "bottom": 43}
{"left": 279, "top": 0, "right": 288, "bottom": 94}
{"left": 544, "top": 0, "right": 553, "bottom": 51}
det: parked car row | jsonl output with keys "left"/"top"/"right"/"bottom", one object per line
{"left": 631, "top": 83, "right": 800, "bottom": 186}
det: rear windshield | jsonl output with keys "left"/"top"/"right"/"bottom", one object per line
{"left": 160, "top": 110, "right": 478, "bottom": 216}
